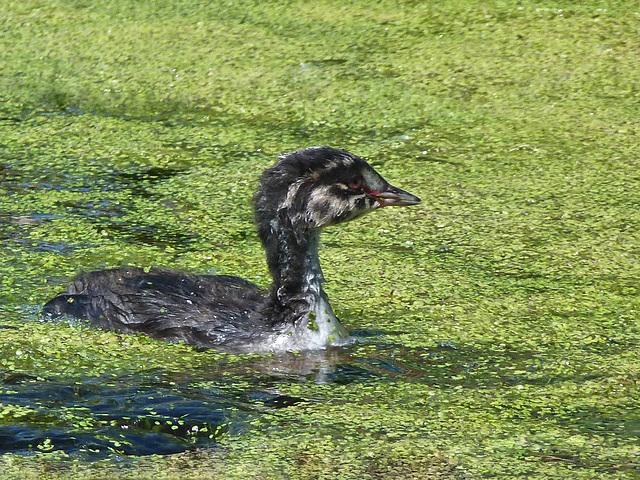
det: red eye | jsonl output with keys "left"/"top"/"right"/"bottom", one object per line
{"left": 348, "top": 177, "right": 362, "bottom": 190}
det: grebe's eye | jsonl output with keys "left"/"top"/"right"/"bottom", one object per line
{"left": 348, "top": 176, "right": 363, "bottom": 191}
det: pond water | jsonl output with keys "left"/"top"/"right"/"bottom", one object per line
{"left": 0, "top": 343, "right": 417, "bottom": 456}
{"left": 2, "top": 1, "right": 640, "bottom": 477}
{"left": 1, "top": 102, "right": 639, "bottom": 478}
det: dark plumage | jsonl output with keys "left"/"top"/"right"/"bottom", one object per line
{"left": 42, "top": 147, "right": 421, "bottom": 352}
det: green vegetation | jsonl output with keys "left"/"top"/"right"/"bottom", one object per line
{"left": 1, "top": 0, "right": 639, "bottom": 478}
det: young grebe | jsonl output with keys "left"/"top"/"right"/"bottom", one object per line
{"left": 43, "top": 147, "right": 421, "bottom": 352}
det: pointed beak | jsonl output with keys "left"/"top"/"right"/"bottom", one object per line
{"left": 369, "top": 185, "right": 421, "bottom": 207}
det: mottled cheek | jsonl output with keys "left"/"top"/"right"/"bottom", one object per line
{"left": 304, "top": 185, "right": 380, "bottom": 228}
{"left": 330, "top": 196, "right": 374, "bottom": 224}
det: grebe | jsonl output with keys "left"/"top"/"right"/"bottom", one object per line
{"left": 43, "top": 147, "right": 421, "bottom": 352}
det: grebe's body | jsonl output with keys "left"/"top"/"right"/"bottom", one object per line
{"left": 43, "top": 147, "right": 420, "bottom": 352}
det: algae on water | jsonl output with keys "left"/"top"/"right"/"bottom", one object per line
{"left": 1, "top": 1, "right": 640, "bottom": 478}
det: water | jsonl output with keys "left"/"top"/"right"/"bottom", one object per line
{"left": 0, "top": 346, "right": 418, "bottom": 456}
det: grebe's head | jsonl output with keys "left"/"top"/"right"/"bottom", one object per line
{"left": 255, "top": 147, "right": 421, "bottom": 232}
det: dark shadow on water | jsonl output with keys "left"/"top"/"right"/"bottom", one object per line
{"left": 0, "top": 372, "right": 235, "bottom": 456}
{"left": 0, "top": 425, "right": 191, "bottom": 456}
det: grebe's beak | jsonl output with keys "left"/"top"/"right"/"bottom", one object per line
{"left": 369, "top": 185, "right": 421, "bottom": 208}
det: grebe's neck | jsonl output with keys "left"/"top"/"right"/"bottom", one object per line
{"left": 266, "top": 216, "right": 324, "bottom": 301}
{"left": 261, "top": 215, "right": 350, "bottom": 349}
